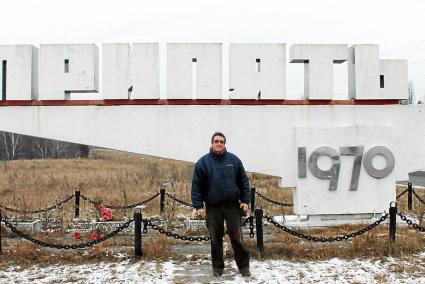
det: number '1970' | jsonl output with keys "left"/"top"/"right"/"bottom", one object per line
{"left": 298, "top": 146, "right": 395, "bottom": 191}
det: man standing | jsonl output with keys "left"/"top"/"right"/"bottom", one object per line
{"left": 191, "top": 132, "right": 251, "bottom": 277}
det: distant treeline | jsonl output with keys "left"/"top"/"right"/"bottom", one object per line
{"left": 0, "top": 131, "right": 89, "bottom": 160}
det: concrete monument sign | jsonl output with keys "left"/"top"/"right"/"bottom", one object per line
{"left": 0, "top": 42, "right": 419, "bottom": 222}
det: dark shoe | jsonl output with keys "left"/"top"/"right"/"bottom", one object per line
{"left": 213, "top": 268, "right": 223, "bottom": 277}
{"left": 240, "top": 268, "right": 251, "bottom": 277}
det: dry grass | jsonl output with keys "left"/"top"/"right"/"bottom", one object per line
{"left": 0, "top": 150, "right": 290, "bottom": 219}
{"left": 141, "top": 236, "right": 182, "bottom": 261}
{"left": 0, "top": 236, "right": 179, "bottom": 266}
{"left": 0, "top": 151, "right": 195, "bottom": 220}
{"left": 0, "top": 240, "right": 128, "bottom": 269}
{"left": 1, "top": 150, "right": 425, "bottom": 264}
{"left": 235, "top": 223, "right": 425, "bottom": 262}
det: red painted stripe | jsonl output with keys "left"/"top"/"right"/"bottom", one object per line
{"left": 0, "top": 99, "right": 400, "bottom": 106}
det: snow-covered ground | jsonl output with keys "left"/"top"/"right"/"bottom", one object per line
{"left": 1, "top": 253, "right": 425, "bottom": 284}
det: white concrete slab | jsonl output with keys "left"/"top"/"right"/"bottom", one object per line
{"left": 290, "top": 44, "right": 348, "bottom": 100}
{"left": 348, "top": 44, "right": 380, "bottom": 100}
{"left": 167, "top": 43, "right": 222, "bottom": 99}
{"left": 229, "top": 43, "right": 286, "bottom": 100}
{"left": 0, "top": 45, "right": 38, "bottom": 100}
{"left": 103, "top": 43, "right": 159, "bottom": 99}
{"left": 39, "top": 44, "right": 99, "bottom": 100}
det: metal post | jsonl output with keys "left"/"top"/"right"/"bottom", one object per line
{"left": 0, "top": 210, "right": 2, "bottom": 254}
{"left": 2, "top": 60, "right": 7, "bottom": 100}
{"left": 407, "top": 182, "right": 413, "bottom": 211}
{"left": 389, "top": 202, "right": 397, "bottom": 243}
{"left": 134, "top": 207, "right": 143, "bottom": 259}
{"left": 255, "top": 208, "right": 265, "bottom": 257}
{"left": 250, "top": 186, "right": 256, "bottom": 212}
{"left": 160, "top": 187, "right": 165, "bottom": 215}
{"left": 75, "top": 190, "right": 80, "bottom": 218}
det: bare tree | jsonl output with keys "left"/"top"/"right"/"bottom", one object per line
{"left": 33, "top": 138, "right": 50, "bottom": 159}
{"left": 408, "top": 80, "right": 415, "bottom": 104}
{"left": 1, "top": 132, "right": 23, "bottom": 160}
{"left": 8, "top": 133, "right": 23, "bottom": 159}
{"left": 0, "top": 131, "right": 89, "bottom": 160}
{"left": 51, "top": 140, "right": 68, "bottom": 158}
{"left": 2, "top": 132, "right": 10, "bottom": 160}
{"left": 1, "top": 132, "right": 9, "bottom": 170}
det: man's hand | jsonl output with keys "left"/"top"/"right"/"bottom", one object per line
{"left": 196, "top": 208, "right": 206, "bottom": 218}
{"left": 240, "top": 203, "right": 249, "bottom": 213}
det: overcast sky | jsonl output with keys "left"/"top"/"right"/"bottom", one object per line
{"left": 1, "top": 0, "right": 425, "bottom": 100}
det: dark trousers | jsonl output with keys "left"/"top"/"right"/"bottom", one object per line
{"left": 206, "top": 203, "right": 250, "bottom": 271}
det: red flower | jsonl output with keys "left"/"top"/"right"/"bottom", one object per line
{"left": 89, "top": 231, "right": 99, "bottom": 241}
{"left": 98, "top": 203, "right": 113, "bottom": 221}
{"left": 73, "top": 231, "right": 81, "bottom": 241}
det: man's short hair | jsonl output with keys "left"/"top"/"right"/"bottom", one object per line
{"left": 211, "top": 132, "right": 226, "bottom": 144}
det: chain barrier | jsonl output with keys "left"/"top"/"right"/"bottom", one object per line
{"left": 242, "top": 215, "right": 253, "bottom": 226}
{"left": 143, "top": 219, "right": 210, "bottom": 241}
{"left": 398, "top": 212, "right": 425, "bottom": 232}
{"left": 248, "top": 216, "right": 256, "bottom": 238}
{"left": 80, "top": 192, "right": 160, "bottom": 209}
{"left": 255, "top": 191, "right": 293, "bottom": 207}
{"left": 1, "top": 217, "right": 134, "bottom": 249}
{"left": 264, "top": 213, "right": 388, "bottom": 242}
{"left": 396, "top": 189, "right": 408, "bottom": 199}
{"left": 165, "top": 193, "right": 194, "bottom": 208}
{"left": 0, "top": 194, "right": 75, "bottom": 214}
{"left": 80, "top": 194, "right": 98, "bottom": 205}
{"left": 143, "top": 220, "right": 149, "bottom": 234}
{"left": 412, "top": 190, "right": 425, "bottom": 205}
{"left": 242, "top": 216, "right": 255, "bottom": 238}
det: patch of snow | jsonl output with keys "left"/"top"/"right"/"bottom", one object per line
{"left": 1, "top": 254, "right": 424, "bottom": 283}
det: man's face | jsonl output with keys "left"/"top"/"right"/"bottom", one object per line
{"left": 211, "top": 135, "right": 226, "bottom": 152}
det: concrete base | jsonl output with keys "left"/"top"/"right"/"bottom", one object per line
{"left": 185, "top": 219, "right": 206, "bottom": 230}
{"left": 185, "top": 216, "right": 255, "bottom": 231}
{"left": 66, "top": 220, "right": 137, "bottom": 233}
{"left": 409, "top": 171, "right": 425, "bottom": 187}
{"left": 272, "top": 213, "right": 385, "bottom": 228}
{"left": 1, "top": 219, "right": 42, "bottom": 232}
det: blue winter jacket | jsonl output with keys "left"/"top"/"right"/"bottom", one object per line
{"left": 191, "top": 149, "right": 251, "bottom": 209}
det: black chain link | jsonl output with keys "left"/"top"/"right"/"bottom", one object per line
{"left": 255, "top": 191, "right": 293, "bottom": 207}
{"left": 143, "top": 219, "right": 210, "bottom": 241}
{"left": 80, "top": 194, "right": 98, "bottom": 205}
{"left": 242, "top": 216, "right": 255, "bottom": 238}
{"left": 1, "top": 218, "right": 134, "bottom": 249}
{"left": 398, "top": 212, "right": 425, "bottom": 232}
{"left": 164, "top": 193, "right": 194, "bottom": 208}
{"left": 264, "top": 213, "right": 388, "bottom": 242}
{"left": 242, "top": 216, "right": 255, "bottom": 239}
{"left": 412, "top": 190, "right": 425, "bottom": 205}
{"left": 249, "top": 216, "right": 255, "bottom": 238}
{"left": 80, "top": 192, "right": 160, "bottom": 209}
{"left": 0, "top": 194, "right": 75, "bottom": 214}
{"left": 143, "top": 220, "right": 148, "bottom": 234}
{"left": 396, "top": 189, "right": 408, "bottom": 199}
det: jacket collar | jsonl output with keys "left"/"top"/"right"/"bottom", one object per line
{"left": 210, "top": 147, "right": 227, "bottom": 160}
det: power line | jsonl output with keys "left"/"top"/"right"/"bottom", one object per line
{"left": 408, "top": 75, "right": 425, "bottom": 80}
{"left": 381, "top": 39, "right": 425, "bottom": 56}
{"left": 409, "top": 58, "right": 425, "bottom": 65}
{"left": 393, "top": 47, "right": 425, "bottom": 58}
